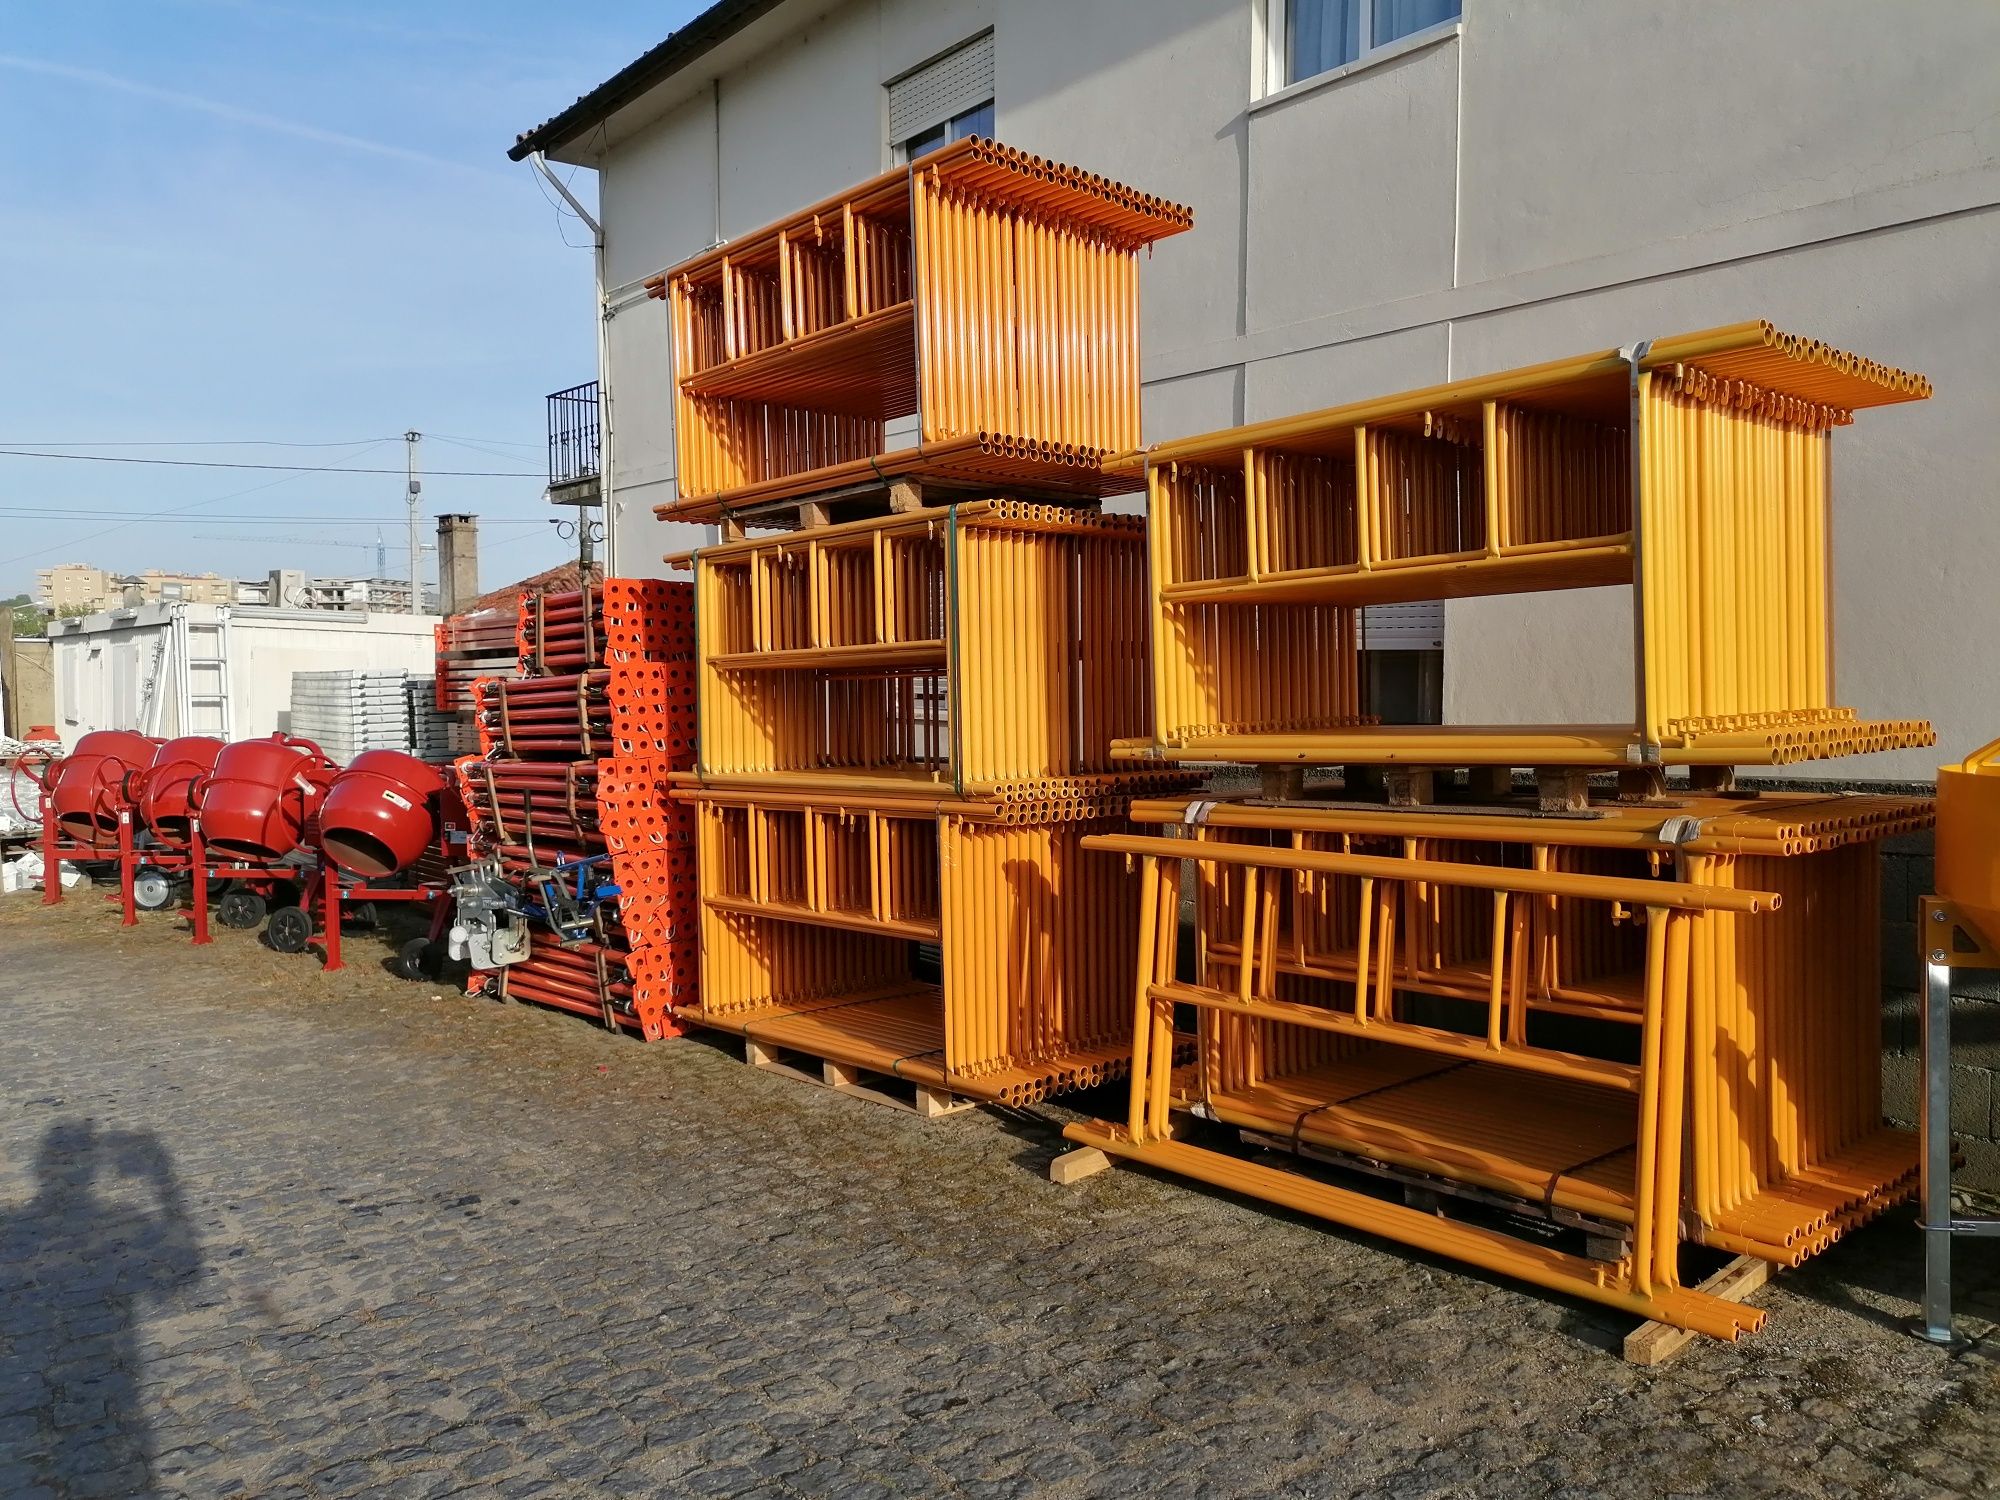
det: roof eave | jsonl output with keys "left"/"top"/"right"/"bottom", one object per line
{"left": 506, "top": 0, "right": 788, "bottom": 163}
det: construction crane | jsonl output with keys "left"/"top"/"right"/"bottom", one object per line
{"left": 192, "top": 531, "right": 433, "bottom": 562}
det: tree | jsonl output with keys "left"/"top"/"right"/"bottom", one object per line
{"left": 2, "top": 597, "right": 88, "bottom": 638}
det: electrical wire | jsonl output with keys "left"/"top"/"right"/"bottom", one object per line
{"left": 428, "top": 435, "right": 543, "bottom": 465}
{"left": 0, "top": 509, "right": 548, "bottom": 524}
{"left": 0, "top": 449, "right": 539, "bottom": 476}
{"left": 529, "top": 156, "right": 594, "bottom": 251}
{"left": 2, "top": 440, "right": 392, "bottom": 568}
{"left": 0, "top": 436, "right": 400, "bottom": 448}
{"left": 425, "top": 432, "right": 541, "bottom": 449}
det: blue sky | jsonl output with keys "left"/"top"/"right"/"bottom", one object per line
{"left": 0, "top": 0, "right": 704, "bottom": 600}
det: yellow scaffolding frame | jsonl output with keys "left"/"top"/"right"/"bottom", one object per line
{"left": 678, "top": 500, "right": 1186, "bottom": 798}
{"left": 1117, "top": 321, "right": 1933, "bottom": 769}
{"left": 1064, "top": 790, "right": 1930, "bottom": 1334}
{"left": 651, "top": 138, "right": 1192, "bottom": 519}
{"left": 682, "top": 788, "right": 1143, "bottom": 1105}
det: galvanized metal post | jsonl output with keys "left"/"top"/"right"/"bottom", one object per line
{"left": 1921, "top": 950, "right": 1955, "bottom": 1342}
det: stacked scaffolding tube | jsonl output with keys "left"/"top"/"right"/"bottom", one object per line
{"left": 1067, "top": 790, "right": 1931, "bottom": 1332}
{"left": 651, "top": 138, "right": 1191, "bottom": 519}
{"left": 676, "top": 500, "right": 1197, "bottom": 1105}
{"left": 454, "top": 583, "right": 697, "bottom": 1041}
{"left": 1119, "top": 321, "right": 1934, "bottom": 769}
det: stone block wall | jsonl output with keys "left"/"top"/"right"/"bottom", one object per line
{"left": 1880, "top": 827, "right": 2000, "bottom": 1189}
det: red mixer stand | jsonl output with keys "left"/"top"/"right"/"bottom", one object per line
{"left": 36, "top": 794, "right": 127, "bottom": 913}
{"left": 118, "top": 839, "right": 195, "bottom": 926}
{"left": 186, "top": 827, "right": 317, "bottom": 948}
{"left": 315, "top": 866, "right": 455, "bottom": 974}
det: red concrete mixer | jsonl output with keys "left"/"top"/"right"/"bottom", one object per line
{"left": 25, "top": 730, "right": 162, "bottom": 911}
{"left": 191, "top": 733, "right": 339, "bottom": 860}
{"left": 274, "top": 752, "right": 467, "bottom": 976}
{"left": 317, "top": 751, "right": 447, "bottom": 878}
{"left": 183, "top": 734, "right": 338, "bottom": 948}
{"left": 45, "top": 730, "right": 162, "bottom": 848}
{"left": 134, "top": 736, "right": 225, "bottom": 848}
{"left": 116, "top": 737, "right": 226, "bottom": 917}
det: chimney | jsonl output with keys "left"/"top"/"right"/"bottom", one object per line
{"left": 436, "top": 514, "right": 479, "bottom": 616}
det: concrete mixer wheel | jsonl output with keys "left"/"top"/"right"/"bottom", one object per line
{"left": 132, "top": 866, "right": 176, "bottom": 912}
{"left": 216, "top": 889, "right": 267, "bottom": 930}
{"left": 265, "top": 904, "right": 313, "bottom": 954}
{"left": 396, "top": 936, "right": 439, "bottom": 981}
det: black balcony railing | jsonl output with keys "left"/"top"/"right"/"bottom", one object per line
{"left": 546, "top": 381, "right": 601, "bottom": 488}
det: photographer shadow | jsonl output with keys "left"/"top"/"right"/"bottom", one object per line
{"left": 0, "top": 1119, "right": 202, "bottom": 1498}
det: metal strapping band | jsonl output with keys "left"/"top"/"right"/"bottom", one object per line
{"left": 1542, "top": 1140, "right": 1634, "bottom": 1211}
{"left": 481, "top": 763, "right": 505, "bottom": 839}
{"left": 1288, "top": 1060, "right": 1471, "bottom": 1155}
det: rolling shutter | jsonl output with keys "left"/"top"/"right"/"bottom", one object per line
{"left": 887, "top": 33, "right": 994, "bottom": 144}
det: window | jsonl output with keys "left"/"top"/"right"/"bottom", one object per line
{"left": 887, "top": 31, "right": 994, "bottom": 162}
{"left": 900, "top": 99, "right": 993, "bottom": 161}
{"left": 1277, "top": 0, "right": 1459, "bottom": 87}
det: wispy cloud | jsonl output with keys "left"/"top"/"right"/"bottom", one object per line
{"left": 168, "top": 0, "right": 510, "bottom": 51}
{"left": 0, "top": 51, "right": 509, "bottom": 181}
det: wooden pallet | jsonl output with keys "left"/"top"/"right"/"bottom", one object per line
{"left": 743, "top": 1035, "right": 972, "bottom": 1117}
{"left": 1623, "top": 1255, "right": 1772, "bottom": 1365}
{"left": 724, "top": 1032, "right": 973, "bottom": 1118}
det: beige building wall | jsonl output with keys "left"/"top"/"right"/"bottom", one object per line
{"left": 550, "top": 0, "right": 1997, "bottom": 782}
{"left": 34, "top": 565, "right": 236, "bottom": 612}
{"left": 35, "top": 564, "right": 114, "bottom": 613}
{"left": 124, "top": 570, "right": 235, "bottom": 605}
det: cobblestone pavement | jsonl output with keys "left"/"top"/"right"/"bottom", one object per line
{"left": 2, "top": 892, "right": 1999, "bottom": 1499}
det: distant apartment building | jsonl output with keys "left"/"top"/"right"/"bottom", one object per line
{"left": 35, "top": 563, "right": 233, "bottom": 613}
{"left": 251, "top": 569, "right": 433, "bottom": 613}
{"left": 34, "top": 563, "right": 433, "bottom": 616}
{"left": 34, "top": 564, "right": 114, "bottom": 613}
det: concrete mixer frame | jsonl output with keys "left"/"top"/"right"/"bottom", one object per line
{"left": 186, "top": 826, "right": 319, "bottom": 947}
{"left": 117, "top": 834, "right": 195, "bottom": 926}
{"left": 313, "top": 867, "right": 458, "bottom": 975}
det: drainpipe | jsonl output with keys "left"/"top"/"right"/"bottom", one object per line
{"left": 530, "top": 151, "right": 617, "bottom": 578}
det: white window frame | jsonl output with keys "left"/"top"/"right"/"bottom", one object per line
{"left": 1261, "top": 0, "right": 1462, "bottom": 96}
{"left": 893, "top": 99, "right": 994, "bottom": 166}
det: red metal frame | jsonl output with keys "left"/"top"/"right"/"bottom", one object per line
{"left": 185, "top": 824, "right": 318, "bottom": 946}
{"left": 314, "top": 865, "right": 456, "bottom": 973}
{"left": 117, "top": 842, "right": 197, "bottom": 925}
{"left": 310, "top": 788, "right": 468, "bottom": 972}
{"left": 24, "top": 758, "right": 137, "bottom": 919}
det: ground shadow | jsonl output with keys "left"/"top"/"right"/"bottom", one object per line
{"left": 0, "top": 1119, "right": 202, "bottom": 1497}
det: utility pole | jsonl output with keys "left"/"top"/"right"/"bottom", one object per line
{"left": 404, "top": 430, "right": 423, "bottom": 613}
{"left": 374, "top": 527, "right": 386, "bottom": 581}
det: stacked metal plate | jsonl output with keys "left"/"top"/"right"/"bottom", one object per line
{"left": 406, "top": 677, "right": 477, "bottom": 764}
{"left": 289, "top": 670, "right": 415, "bottom": 762}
